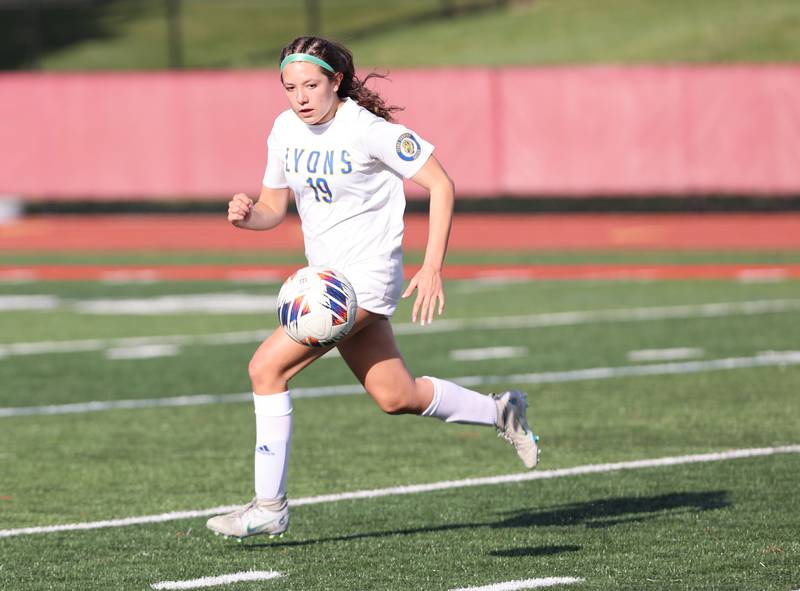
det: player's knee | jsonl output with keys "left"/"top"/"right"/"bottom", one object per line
{"left": 371, "top": 387, "right": 416, "bottom": 415}
{"left": 248, "top": 352, "right": 287, "bottom": 391}
{"left": 376, "top": 397, "right": 411, "bottom": 415}
{"left": 247, "top": 354, "right": 266, "bottom": 382}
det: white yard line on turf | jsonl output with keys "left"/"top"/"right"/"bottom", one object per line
{"left": 0, "top": 295, "right": 60, "bottom": 311}
{"left": 1, "top": 445, "right": 798, "bottom": 539}
{"left": 450, "top": 577, "right": 585, "bottom": 591}
{"left": 626, "top": 347, "right": 705, "bottom": 362}
{"left": 3, "top": 351, "right": 800, "bottom": 418}
{"left": 393, "top": 298, "right": 800, "bottom": 334}
{"left": 0, "top": 329, "right": 270, "bottom": 357}
{"left": 736, "top": 269, "right": 789, "bottom": 283}
{"left": 150, "top": 571, "right": 283, "bottom": 590}
{"left": 0, "top": 385, "right": 362, "bottom": 417}
{"left": 450, "top": 346, "right": 529, "bottom": 361}
{"left": 449, "top": 351, "right": 800, "bottom": 387}
{"left": 1, "top": 298, "right": 799, "bottom": 359}
{"left": 75, "top": 294, "right": 279, "bottom": 315}
{"left": 106, "top": 344, "right": 181, "bottom": 360}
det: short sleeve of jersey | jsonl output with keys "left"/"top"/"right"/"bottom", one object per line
{"left": 361, "top": 117, "right": 435, "bottom": 179}
{"left": 262, "top": 130, "right": 289, "bottom": 189}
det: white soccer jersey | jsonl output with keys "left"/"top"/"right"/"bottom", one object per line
{"left": 262, "top": 98, "right": 434, "bottom": 315}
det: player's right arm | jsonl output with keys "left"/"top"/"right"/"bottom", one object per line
{"left": 227, "top": 185, "right": 290, "bottom": 231}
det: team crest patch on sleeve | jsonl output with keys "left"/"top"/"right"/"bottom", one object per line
{"left": 396, "top": 132, "right": 421, "bottom": 161}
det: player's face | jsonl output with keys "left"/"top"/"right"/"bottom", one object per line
{"left": 281, "top": 62, "right": 343, "bottom": 125}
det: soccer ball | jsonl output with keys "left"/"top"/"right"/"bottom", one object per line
{"left": 277, "top": 266, "right": 358, "bottom": 347}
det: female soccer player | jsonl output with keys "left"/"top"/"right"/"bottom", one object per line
{"left": 207, "top": 36, "right": 539, "bottom": 540}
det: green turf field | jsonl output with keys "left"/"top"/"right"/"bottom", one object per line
{"left": 24, "top": 0, "right": 800, "bottom": 71}
{"left": 4, "top": 249, "right": 800, "bottom": 266}
{"left": 1, "top": 262, "right": 799, "bottom": 590}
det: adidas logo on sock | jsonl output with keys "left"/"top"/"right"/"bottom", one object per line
{"left": 256, "top": 444, "right": 275, "bottom": 456}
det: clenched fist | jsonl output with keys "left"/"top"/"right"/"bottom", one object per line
{"left": 227, "top": 193, "right": 254, "bottom": 227}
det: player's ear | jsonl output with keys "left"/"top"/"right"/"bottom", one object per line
{"left": 333, "top": 72, "right": 344, "bottom": 92}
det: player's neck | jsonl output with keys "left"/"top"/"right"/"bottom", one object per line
{"left": 314, "top": 98, "right": 346, "bottom": 126}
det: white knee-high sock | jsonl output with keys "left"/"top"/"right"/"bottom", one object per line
{"left": 253, "top": 391, "right": 292, "bottom": 501}
{"left": 420, "top": 376, "right": 498, "bottom": 426}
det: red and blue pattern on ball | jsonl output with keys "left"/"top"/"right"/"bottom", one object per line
{"left": 318, "top": 270, "right": 350, "bottom": 326}
{"left": 279, "top": 294, "right": 310, "bottom": 328}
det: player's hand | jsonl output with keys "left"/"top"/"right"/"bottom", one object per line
{"left": 402, "top": 264, "right": 445, "bottom": 326}
{"left": 227, "top": 193, "right": 254, "bottom": 227}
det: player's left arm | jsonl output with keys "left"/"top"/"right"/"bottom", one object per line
{"left": 402, "top": 154, "right": 455, "bottom": 325}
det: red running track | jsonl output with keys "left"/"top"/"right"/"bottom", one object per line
{"left": 2, "top": 213, "right": 799, "bottom": 281}
{"left": 3, "top": 264, "right": 800, "bottom": 282}
{"left": 2, "top": 213, "right": 800, "bottom": 251}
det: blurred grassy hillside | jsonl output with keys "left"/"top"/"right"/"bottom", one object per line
{"left": 4, "top": 0, "right": 800, "bottom": 71}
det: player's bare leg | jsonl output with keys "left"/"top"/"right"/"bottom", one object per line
{"left": 207, "top": 309, "right": 376, "bottom": 540}
{"left": 336, "top": 312, "right": 433, "bottom": 414}
{"left": 337, "top": 312, "right": 539, "bottom": 468}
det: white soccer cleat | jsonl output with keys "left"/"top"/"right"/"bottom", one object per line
{"left": 206, "top": 497, "right": 289, "bottom": 541}
{"left": 493, "top": 390, "right": 540, "bottom": 469}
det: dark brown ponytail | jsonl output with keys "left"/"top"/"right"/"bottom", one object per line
{"left": 279, "top": 36, "right": 403, "bottom": 122}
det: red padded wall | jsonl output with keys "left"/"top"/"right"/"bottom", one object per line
{"left": 1, "top": 66, "right": 798, "bottom": 199}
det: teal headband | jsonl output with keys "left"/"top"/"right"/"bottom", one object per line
{"left": 280, "top": 53, "right": 336, "bottom": 74}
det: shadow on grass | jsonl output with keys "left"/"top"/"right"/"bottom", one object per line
{"left": 489, "top": 545, "right": 581, "bottom": 558}
{"left": 495, "top": 490, "right": 730, "bottom": 530}
{"left": 245, "top": 490, "right": 729, "bottom": 550}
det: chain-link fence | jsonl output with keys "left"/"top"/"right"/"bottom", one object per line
{"left": 0, "top": 0, "right": 511, "bottom": 70}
